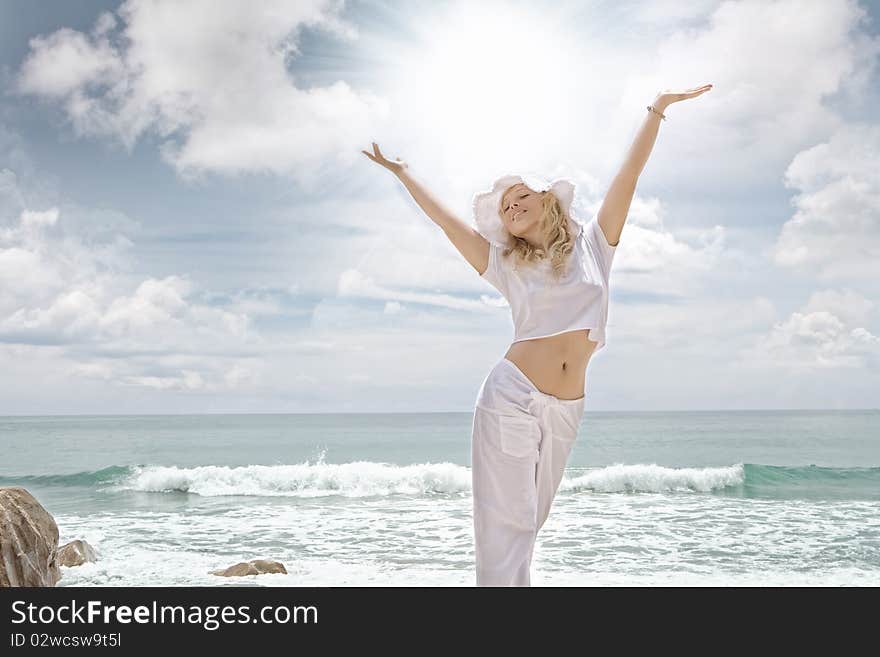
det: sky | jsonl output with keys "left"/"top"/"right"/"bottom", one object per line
{"left": 0, "top": 0, "right": 878, "bottom": 414}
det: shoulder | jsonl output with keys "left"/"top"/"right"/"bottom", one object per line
{"left": 582, "top": 216, "right": 617, "bottom": 276}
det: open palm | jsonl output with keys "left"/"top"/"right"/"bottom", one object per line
{"left": 361, "top": 141, "right": 408, "bottom": 175}
{"left": 656, "top": 84, "right": 713, "bottom": 107}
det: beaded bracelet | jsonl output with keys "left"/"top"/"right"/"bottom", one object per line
{"left": 647, "top": 105, "right": 667, "bottom": 120}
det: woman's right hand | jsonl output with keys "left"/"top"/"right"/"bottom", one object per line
{"left": 361, "top": 141, "right": 408, "bottom": 176}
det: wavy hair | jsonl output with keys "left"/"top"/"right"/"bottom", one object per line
{"left": 498, "top": 188, "right": 578, "bottom": 282}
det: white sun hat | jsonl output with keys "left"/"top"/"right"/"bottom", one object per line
{"left": 471, "top": 172, "right": 584, "bottom": 247}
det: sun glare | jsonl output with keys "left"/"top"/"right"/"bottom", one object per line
{"left": 386, "top": 2, "right": 581, "bottom": 169}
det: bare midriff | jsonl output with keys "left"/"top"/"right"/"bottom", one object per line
{"left": 503, "top": 329, "right": 597, "bottom": 400}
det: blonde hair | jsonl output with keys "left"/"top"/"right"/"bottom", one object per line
{"left": 498, "top": 188, "right": 577, "bottom": 282}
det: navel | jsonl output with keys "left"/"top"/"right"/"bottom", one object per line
{"left": 562, "top": 361, "right": 567, "bottom": 371}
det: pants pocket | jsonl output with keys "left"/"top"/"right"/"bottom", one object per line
{"left": 548, "top": 404, "right": 585, "bottom": 443}
{"left": 498, "top": 414, "right": 540, "bottom": 460}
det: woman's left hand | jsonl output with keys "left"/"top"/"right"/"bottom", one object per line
{"left": 654, "top": 84, "right": 713, "bottom": 111}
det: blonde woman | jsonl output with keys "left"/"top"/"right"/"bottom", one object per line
{"left": 362, "top": 84, "right": 712, "bottom": 586}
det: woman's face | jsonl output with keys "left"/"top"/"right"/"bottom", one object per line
{"left": 499, "top": 183, "right": 545, "bottom": 238}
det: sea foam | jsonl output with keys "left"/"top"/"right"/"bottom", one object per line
{"left": 563, "top": 463, "right": 745, "bottom": 493}
{"left": 111, "top": 459, "right": 472, "bottom": 498}
{"left": 107, "top": 460, "right": 745, "bottom": 497}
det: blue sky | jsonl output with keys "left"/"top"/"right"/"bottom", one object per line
{"left": 0, "top": 0, "right": 878, "bottom": 414}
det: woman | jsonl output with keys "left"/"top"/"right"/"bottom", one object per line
{"left": 363, "top": 84, "right": 713, "bottom": 586}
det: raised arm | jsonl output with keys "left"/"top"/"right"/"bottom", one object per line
{"left": 361, "top": 142, "right": 489, "bottom": 275}
{"left": 597, "top": 84, "right": 713, "bottom": 248}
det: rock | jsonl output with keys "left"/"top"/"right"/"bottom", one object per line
{"left": 210, "top": 559, "right": 288, "bottom": 577}
{"left": 57, "top": 539, "right": 98, "bottom": 567}
{"left": 0, "top": 487, "right": 61, "bottom": 587}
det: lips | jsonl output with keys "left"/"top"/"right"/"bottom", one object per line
{"left": 513, "top": 209, "right": 526, "bottom": 221}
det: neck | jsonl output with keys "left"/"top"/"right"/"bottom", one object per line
{"left": 518, "top": 226, "right": 544, "bottom": 250}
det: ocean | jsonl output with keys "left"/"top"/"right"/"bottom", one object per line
{"left": 1, "top": 410, "right": 878, "bottom": 586}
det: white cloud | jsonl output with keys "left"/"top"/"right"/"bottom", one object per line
{"left": 616, "top": 0, "right": 880, "bottom": 188}
{"left": 222, "top": 288, "right": 285, "bottom": 317}
{"left": 122, "top": 369, "right": 205, "bottom": 391}
{"left": 223, "top": 362, "right": 263, "bottom": 389}
{"left": 0, "top": 173, "right": 263, "bottom": 390}
{"left": 585, "top": 189, "right": 731, "bottom": 298}
{"left": 631, "top": 0, "right": 723, "bottom": 26}
{"left": 739, "top": 289, "right": 880, "bottom": 371}
{"left": 21, "top": 208, "right": 59, "bottom": 228}
{"left": 337, "top": 267, "right": 492, "bottom": 312}
{"left": 801, "top": 288, "right": 875, "bottom": 327}
{"left": 16, "top": 27, "right": 125, "bottom": 97}
{"left": 773, "top": 122, "right": 880, "bottom": 280}
{"left": 14, "top": 0, "right": 389, "bottom": 185}
{"left": 611, "top": 295, "right": 777, "bottom": 350}
{"left": 0, "top": 202, "right": 127, "bottom": 314}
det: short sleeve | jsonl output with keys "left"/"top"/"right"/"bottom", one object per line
{"left": 479, "top": 241, "right": 509, "bottom": 298}
{"left": 585, "top": 216, "right": 617, "bottom": 277}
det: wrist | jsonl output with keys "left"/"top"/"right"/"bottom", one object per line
{"left": 651, "top": 96, "right": 670, "bottom": 112}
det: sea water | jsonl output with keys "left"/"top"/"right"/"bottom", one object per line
{"left": 1, "top": 410, "right": 878, "bottom": 586}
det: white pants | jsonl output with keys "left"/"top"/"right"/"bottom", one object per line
{"left": 471, "top": 357, "right": 585, "bottom": 586}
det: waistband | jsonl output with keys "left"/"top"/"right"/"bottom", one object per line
{"left": 500, "top": 358, "right": 585, "bottom": 408}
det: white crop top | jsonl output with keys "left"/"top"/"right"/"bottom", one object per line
{"left": 480, "top": 216, "right": 617, "bottom": 351}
